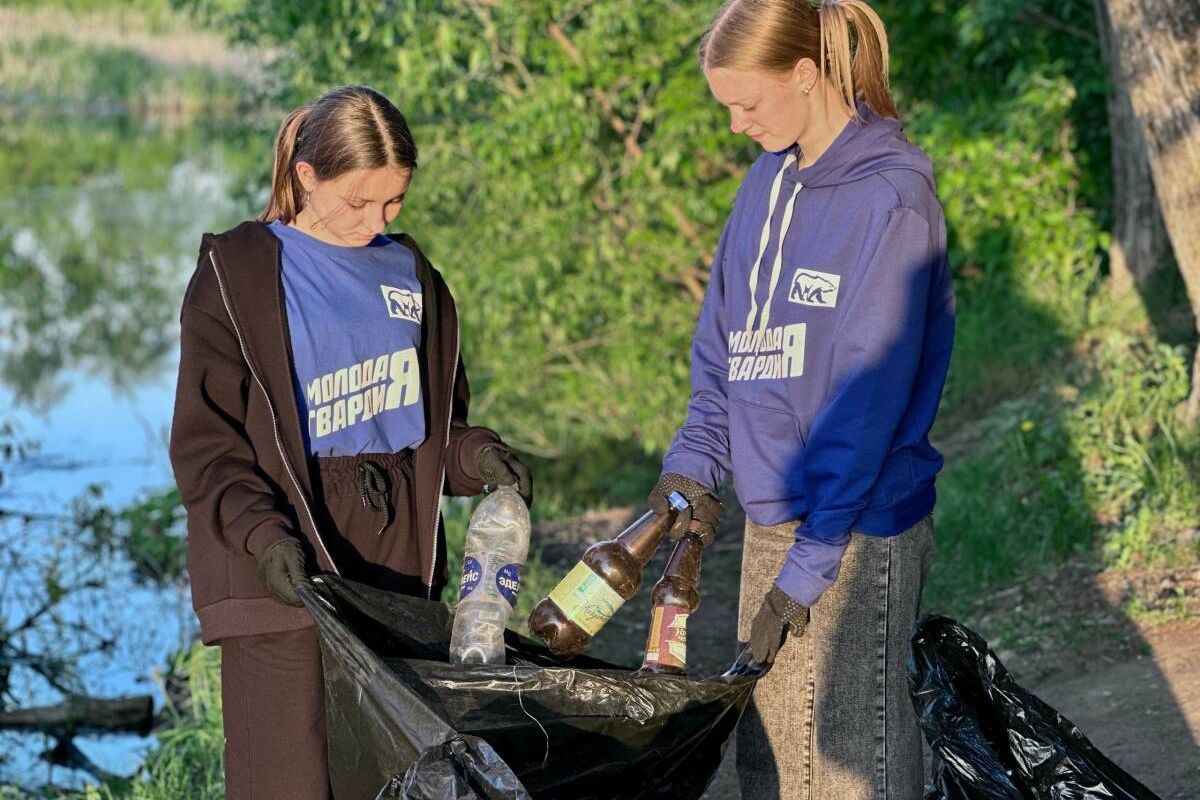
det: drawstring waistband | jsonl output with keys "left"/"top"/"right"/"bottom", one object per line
{"left": 358, "top": 461, "right": 394, "bottom": 537}
{"left": 314, "top": 449, "right": 412, "bottom": 538}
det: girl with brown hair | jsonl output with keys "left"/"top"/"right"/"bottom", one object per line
{"left": 170, "top": 85, "right": 531, "bottom": 799}
{"left": 649, "top": 1, "right": 955, "bottom": 796}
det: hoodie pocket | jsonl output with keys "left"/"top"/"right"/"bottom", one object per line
{"left": 727, "top": 396, "right": 807, "bottom": 507}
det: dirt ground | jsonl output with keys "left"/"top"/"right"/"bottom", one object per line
{"left": 534, "top": 502, "right": 1200, "bottom": 799}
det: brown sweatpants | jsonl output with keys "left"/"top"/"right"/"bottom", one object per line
{"left": 221, "top": 626, "right": 328, "bottom": 799}
{"left": 220, "top": 450, "right": 434, "bottom": 800}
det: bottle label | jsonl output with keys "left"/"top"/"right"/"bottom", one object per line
{"left": 496, "top": 563, "right": 521, "bottom": 607}
{"left": 459, "top": 556, "right": 482, "bottom": 600}
{"left": 548, "top": 562, "right": 625, "bottom": 636}
{"left": 643, "top": 605, "right": 688, "bottom": 670}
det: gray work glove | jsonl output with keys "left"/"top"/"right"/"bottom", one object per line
{"left": 647, "top": 472, "right": 723, "bottom": 547}
{"left": 748, "top": 585, "right": 810, "bottom": 666}
{"left": 476, "top": 445, "right": 533, "bottom": 508}
{"left": 256, "top": 538, "right": 308, "bottom": 607}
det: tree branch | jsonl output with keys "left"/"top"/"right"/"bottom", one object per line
{"left": 547, "top": 22, "right": 582, "bottom": 65}
{"left": 1021, "top": 6, "right": 1098, "bottom": 43}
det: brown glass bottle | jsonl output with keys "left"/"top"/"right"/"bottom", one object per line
{"left": 528, "top": 493, "right": 687, "bottom": 657}
{"left": 639, "top": 531, "right": 704, "bottom": 675}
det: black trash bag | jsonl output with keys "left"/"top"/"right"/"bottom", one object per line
{"left": 299, "top": 575, "right": 756, "bottom": 800}
{"left": 907, "top": 614, "right": 1162, "bottom": 800}
{"left": 375, "top": 735, "right": 531, "bottom": 800}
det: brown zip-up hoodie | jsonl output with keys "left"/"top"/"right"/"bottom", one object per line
{"left": 169, "top": 221, "right": 502, "bottom": 644}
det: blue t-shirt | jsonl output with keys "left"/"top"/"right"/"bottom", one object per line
{"left": 271, "top": 221, "right": 427, "bottom": 457}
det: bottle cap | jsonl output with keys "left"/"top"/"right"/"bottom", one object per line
{"left": 667, "top": 491, "right": 688, "bottom": 511}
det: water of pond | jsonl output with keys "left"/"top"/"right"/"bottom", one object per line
{"left": 0, "top": 112, "right": 263, "bottom": 786}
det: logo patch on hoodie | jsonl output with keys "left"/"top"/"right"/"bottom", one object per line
{"left": 380, "top": 285, "right": 423, "bottom": 324}
{"left": 788, "top": 269, "right": 840, "bottom": 309}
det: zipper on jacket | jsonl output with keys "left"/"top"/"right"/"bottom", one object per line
{"left": 207, "top": 248, "right": 340, "bottom": 575}
{"left": 428, "top": 322, "right": 458, "bottom": 600}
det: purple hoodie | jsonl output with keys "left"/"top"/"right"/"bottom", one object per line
{"left": 662, "top": 104, "right": 955, "bottom": 605}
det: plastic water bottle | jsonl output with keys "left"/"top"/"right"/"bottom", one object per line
{"left": 449, "top": 485, "right": 531, "bottom": 664}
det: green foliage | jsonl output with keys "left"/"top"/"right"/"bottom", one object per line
{"left": 926, "top": 331, "right": 1200, "bottom": 617}
{"left": 1070, "top": 335, "right": 1200, "bottom": 570}
{"left": 61, "top": 644, "right": 226, "bottom": 800}
{"left": 170, "top": 0, "right": 1127, "bottom": 514}
{"left": 76, "top": 487, "right": 188, "bottom": 586}
{"left": 2, "top": 1, "right": 1193, "bottom": 789}
{"left": 928, "top": 398, "right": 1094, "bottom": 616}
{"left": 882, "top": 0, "right": 1111, "bottom": 418}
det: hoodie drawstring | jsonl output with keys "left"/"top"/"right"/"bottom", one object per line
{"left": 758, "top": 180, "right": 803, "bottom": 331}
{"left": 745, "top": 153, "right": 803, "bottom": 332}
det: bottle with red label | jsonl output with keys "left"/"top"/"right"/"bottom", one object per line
{"left": 449, "top": 485, "right": 531, "bottom": 665}
{"left": 639, "top": 530, "right": 704, "bottom": 675}
{"left": 528, "top": 492, "right": 688, "bottom": 657}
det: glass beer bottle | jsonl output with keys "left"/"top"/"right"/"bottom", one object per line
{"left": 528, "top": 492, "right": 688, "bottom": 657}
{"left": 639, "top": 530, "right": 703, "bottom": 675}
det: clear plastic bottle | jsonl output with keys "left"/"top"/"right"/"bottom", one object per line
{"left": 449, "top": 485, "right": 531, "bottom": 664}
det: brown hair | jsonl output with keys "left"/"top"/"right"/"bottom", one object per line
{"left": 699, "top": 0, "right": 898, "bottom": 122}
{"left": 259, "top": 85, "right": 418, "bottom": 223}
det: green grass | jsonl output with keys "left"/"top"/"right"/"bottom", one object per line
{"left": 61, "top": 645, "right": 225, "bottom": 800}
{"left": 1, "top": 0, "right": 172, "bottom": 11}
{"left": 926, "top": 319, "right": 1200, "bottom": 621}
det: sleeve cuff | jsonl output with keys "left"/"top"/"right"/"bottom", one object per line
{"left": 660, "top": 451, "right": 724, "bottom": 492}
{"left": 455, "top": 427, "right": 504, "bottom": 482}
{"left": 245, "top": 522, "right": 293, "bottom": 558}
{"left": 775, "top": 529, "right": 852, "bottom": 607}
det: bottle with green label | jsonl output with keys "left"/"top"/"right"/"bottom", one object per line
{"left": 528, "top": 492, "right": 688, "bottom": 657}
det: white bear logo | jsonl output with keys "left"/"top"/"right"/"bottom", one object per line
{"left": 788, "top": 269, "right": 841, "bottom": 308}
{"left": 380, "top": 285, "right": 423, "bottom": 323}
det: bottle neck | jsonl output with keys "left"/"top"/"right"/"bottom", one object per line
{"left": 661, "top": 533, "right": 703, "bottom": 585}
{"left": 618, "top": 509, "right": 675, "bottom": 564}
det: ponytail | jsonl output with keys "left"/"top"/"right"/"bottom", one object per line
{"left": 260, "top": 106, "right": 312, "bottom": 223}
{"left": 257, "top": 85, "right": 419, "bottom": 225}
{"left": 818, "top": 0, "right": 897, "bottom": 122}
{"left": 700, "top": 0, "right": 899, "bottom": 122}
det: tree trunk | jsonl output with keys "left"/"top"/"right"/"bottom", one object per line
{"left": 1096, "top": 0, "right": 1200, "bottom": 426}
{"left": 1092, "top": 0, "right": 1171, "bottom": 294}
{"left": 0, "top": 694, "right": 154, "bottom": 736}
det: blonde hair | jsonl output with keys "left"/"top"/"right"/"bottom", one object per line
{"left": 259, "top": 85, "right": 418, "bottom": 223}
{"left": 699, "top": 0, "right": 898, "bottom": 122}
